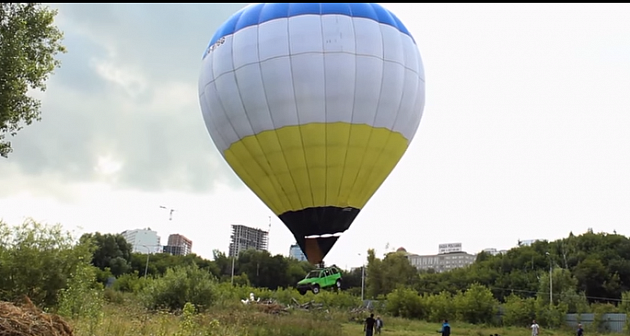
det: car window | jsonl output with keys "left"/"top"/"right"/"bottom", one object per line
{"left": 331, "top": 267, "right": 338, "bottom": 274}
{"left": 324, "top": 269, "right": 331, "bottom": 277}
{"left": 306, "top": 270, "right": 320, "bottom": 279}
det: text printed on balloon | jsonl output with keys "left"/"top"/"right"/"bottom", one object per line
{"left": 203, "top": 36, "right": 226, "bottom": 59}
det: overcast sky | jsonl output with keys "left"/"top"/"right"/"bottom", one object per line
{"left": 1, "top": 3, "right": 629, "bottom": 269}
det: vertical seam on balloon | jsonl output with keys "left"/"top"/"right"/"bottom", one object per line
{"left": 345, "top": 16, "right": 386, "bottom": 206}
{"left": 230, "top": 24, "right": 290, "bottom": 214}
{"left": 336, "top": 12, "right": 358, "bottom": 209}
{"left": 319, "top": 7, "right": 328, "bottom": 214}
{"left": 208, "top": 59, "right": 275, "bottom": 212}
{"left": 357, "top": 28, "right": 409, "bottom": 202}
{"left": 256, "top": 15, "right": 304, "bottom": 212}
{"left": 201, "top": 91, "right": 225, "bottom": 159}
{"left": 287, "top": 9, "right": 315, "bottom": 210}
{"left": 409, "top": 49, "right": 426, "bottom": 142}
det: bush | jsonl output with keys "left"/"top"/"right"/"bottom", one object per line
{"left": 386, "top": 287, "right": 426, "bottom": 319}
{"left": 534, "top": 298, "right": 568, "bottom": 328}
{"left": 502, "top": 294, "right": 536, "bottom": 327}
{"left": 113, "top": 271, "right": 149, "bottom": 293}
{"left": 591, "top": 302, "right": 617, "bottom": 332}
{"left": 140, "top": 264, "right": 218, "bottom": 312}
{"left": 0, "top": 219, "right": 93, "bottom": 307}
{"left": 425, "top": 291, "right": 455, "bottom": 322}
{"left": 453, "top": 283, "right": 498, "bottom": 324}
{"left": 57, "top": 262, "right": 105, "bottom": 334}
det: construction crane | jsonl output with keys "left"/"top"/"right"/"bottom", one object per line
{"left": 159, "top": 205, "right": 176, "bottom": 221}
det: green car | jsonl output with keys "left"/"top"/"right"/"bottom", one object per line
{"left": 296, "top": 266, "right": 343, "bottom": 295}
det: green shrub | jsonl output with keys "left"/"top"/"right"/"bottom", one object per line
{"left": 140, "top": 264, "right": 218, "bottom": 312}
{"left": 534, "top": 298, "right": 568, "bottom": 328}
{"left": 454, "top": 283, "right": 498, "bottom": 324}
{"left": 113, "top": 271, "right": 149, "bottom": 293}
{"left": 386, "top": 287, "right": 426, "bottom": 319}
{"left": 502, "top": 294, "right": 536, "bottom": 326}
{"left": 57, "top": 262, "right": 105, "bottom": 334}
{"left": 0, "top": 219, "right": 94, "bottom": 307}
{"left": 591, "top": 302, "right": 617, "bottom": 333}
{"left": 425, "top": 291, "right": 455, "bottom": 322}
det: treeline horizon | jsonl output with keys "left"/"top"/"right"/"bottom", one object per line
{"left": 2, "top": 218, "right": 630, "bottom": 331}
{"left": 81, "top": 226, "right": 630, "bottom": 305}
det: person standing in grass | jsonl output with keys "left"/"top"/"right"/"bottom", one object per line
{"left": 375, "top": 316, "right": 383, "bottom": 334}
{"left": 531, "top": 319, "right": 540, "bottom": 336}
{"left": 364, "top": 313, "right": 376, "bottom": 336}
{"left": 577, "top": 323, "right": 584, "bottom": 336}
{"left": 438, "top": 319, "right": 451, "bottom": 336}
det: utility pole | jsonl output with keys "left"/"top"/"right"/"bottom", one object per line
{"left": 231, "top": 253, "right": 236, "bottom": 285}
{"left": 359, "top": 253, "right": 365, "bottom": 301}
{"left": 141, "top": 245, "right": 151, "bottom": 277}
{"left": 267, "top": 216, "right": 271, "bottom": 250}
{"left": 546, "top": 252, "right": 553, "bottom": 306}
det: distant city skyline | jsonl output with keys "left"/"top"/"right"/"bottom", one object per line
{"left": 118, "top": 223, "right": 550, "bottom": 267}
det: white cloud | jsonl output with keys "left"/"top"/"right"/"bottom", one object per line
{"left": 1, "top": 3, "right": 629, "bottom": 267}
{"left": 93, "top": 59, "right": 148, "bottom": 97}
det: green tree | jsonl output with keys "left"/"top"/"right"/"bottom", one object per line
{"left": 454, "top": 283, "right": 498, "bottom": 324}
{"left": 57, "top": 262, "right": 105, "bottom": 334}
{"left": 573, "top": 257, "right": 608, "bottom": 301}
{"left": 425, "top": 291, "right": 456, "bottom": 322}
{"left": 537, "top": 267, "right": 578, "bottom": 306}
{"left": 502, "top": 294, "right": 536, "bottom": 326}
{"left": 366, "top": 249, "right": 419, "bottom": 298}
{"left": 81, "top": 232, "right": 133, "bottom": 276}
{"left": 141, "top": 264, "right": 218, "bottom": 312}
{"left": 0, "top": 3, "right": 66, "bottom": 157}
{"left": 0, "top": 219, "right": 93, "bottom": 307}
{"left": 385, "top": 287, "right": 426, "bottom": 319}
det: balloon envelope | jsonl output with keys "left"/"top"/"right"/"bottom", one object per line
{"left": 198, "top": 3, "right": 425, "bottom": 264}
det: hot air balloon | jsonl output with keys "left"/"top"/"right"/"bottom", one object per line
{"left": 198, "top": 3, "right": 425, "bottom": 265}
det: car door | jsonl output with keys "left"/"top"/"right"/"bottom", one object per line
{"left": 323, "top": 269, "right": 332, "bottom": 287}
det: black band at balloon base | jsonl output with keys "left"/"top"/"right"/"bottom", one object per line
{"left": 279, "top": 206, "right": 361, "bottom": 264}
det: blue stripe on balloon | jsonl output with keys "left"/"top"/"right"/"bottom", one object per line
{"left": 204, "top": 3, "right": 415, "bottom": 58}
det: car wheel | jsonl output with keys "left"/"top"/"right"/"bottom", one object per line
{"left": 312, "top": 285, "right": 320, "bottom": 295}
{"left": 336, "top": 279, "right": 342, "bottom": 290}
{"left": 298, "top": 289, "right": 306, "bottom": 296}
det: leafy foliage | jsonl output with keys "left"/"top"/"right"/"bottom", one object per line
{"left": 3, "top": 218, "right": 630, "bottom": 331}
{"left": 140, "top": 264, "right": 218, "bottom": 312}
{"left": 0, "top": 3, "right": 66, "bottom": 157}
{"left": 0, "top": 219, "right": 92, "bottom": 307}
{"left": 57, "top": 262, "right": 105, "bottom": 334}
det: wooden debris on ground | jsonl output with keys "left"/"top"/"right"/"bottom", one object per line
{"left": 240, "top": 295, "right": 328, "bottom": 315}
{"left": 0, "top": 297, "right": 73, "bottom": 336}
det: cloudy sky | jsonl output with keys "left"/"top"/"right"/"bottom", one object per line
{"left": 1, "top": 3, "right": 629, "bottom": 268}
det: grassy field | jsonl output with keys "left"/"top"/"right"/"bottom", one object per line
{"left": 67, "top": 301, "right": 572, "bottom": 336}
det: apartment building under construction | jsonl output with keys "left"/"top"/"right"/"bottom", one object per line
{"left": 228, "top": 224, "right": 269, "bottom": 257}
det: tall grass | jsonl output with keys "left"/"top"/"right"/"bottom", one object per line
{"left": 71, "top": 300, "right": 343, "bottom": 336}
{"left": 70, "top": 300, "right": 586, "bottom": 336}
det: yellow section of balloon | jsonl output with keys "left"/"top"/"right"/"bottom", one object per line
{"left": 223, "top": 122, "right": 410, "bottom": 215}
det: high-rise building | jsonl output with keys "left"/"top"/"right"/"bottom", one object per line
{"left": 121, "top": 228, "right": 161, "bottom": 253}
{"left": 518, "top": 239, "right": 544, "bottom": 247}
{"left": 482, "top": 248, "right": 508, "bottom": 256}
{"left": 163, "top": 234, "right": 193, "bottom": 256}
{"left": 405, "top": 243, "right": 476, "bottom": 273}
{"left": 228, "top": 224, "right": 269, "bottom": 257}
{"left": 289, "top": 243, "right": 307, "bottom": 261}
